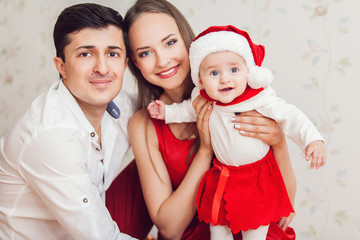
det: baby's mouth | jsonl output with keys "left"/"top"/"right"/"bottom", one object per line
{"left": 219, "top": 87, "right": 233, "bottom": 92}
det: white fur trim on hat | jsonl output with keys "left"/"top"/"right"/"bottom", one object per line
{"left": 189, "top": 30, "right": 272, "bottom": 89}
{"left": 248, "top": 66, "right": 273, "bottom": 89}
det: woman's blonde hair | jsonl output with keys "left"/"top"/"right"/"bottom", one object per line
{"left": 125, "top": 0, "right": 195, "bottom": 110}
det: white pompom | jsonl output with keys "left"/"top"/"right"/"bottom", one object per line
{"left": 247, "top": 66, "right": 273, "bottom": 89}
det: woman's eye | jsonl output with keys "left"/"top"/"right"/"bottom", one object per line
{"left": 167, "top": 39, "right": 177, "bottom": 46}
{"left": 210, "top": 71, "right": 219, "bottom": 76}
{"left": 232, "top": 68, "right": 239, "bottom": 73}
{"left": 139, "top": 51, "right": 150, "bottom": 58}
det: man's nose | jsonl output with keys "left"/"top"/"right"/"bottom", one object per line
{"left": 93, "top": 55, "right": 109, "bottom": 75}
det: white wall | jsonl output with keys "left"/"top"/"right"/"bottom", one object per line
{"left": 0, "top": 0, "right": 359, "bottom": 239}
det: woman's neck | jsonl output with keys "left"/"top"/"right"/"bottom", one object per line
{"left": 160, "top": 91, "right": 183, "bottom": 104}
{"left": 160, "top": 80, "right": 189, "bottom": 104}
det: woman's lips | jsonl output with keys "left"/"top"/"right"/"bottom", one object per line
{"left": 157, "top": 65, "right": 179, "bottom": 79}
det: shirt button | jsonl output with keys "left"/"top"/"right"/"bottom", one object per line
{"left": 90, "top": 132, "right": 95, "bottom": 137}
{"left": 83, "top": 198, "right": 88, "bottom": 203}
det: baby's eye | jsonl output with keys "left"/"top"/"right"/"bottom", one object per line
{"left": 210, "top": 71, "right": 219, "bottom": 76}
{"left": 139, "top": 51, "right": 150, "bottom": 58}
{"left": 231, "top": 67, "right": 239, "bottom": 73}
{"left": 167, "top": 39, "right": 177, "bottom": 46}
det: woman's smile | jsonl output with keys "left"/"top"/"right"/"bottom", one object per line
{"left": 156, "top": 65, "right": 179, "bottom": 79}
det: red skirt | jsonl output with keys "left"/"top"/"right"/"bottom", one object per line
{"left": 196, "top": 148, "right": 294, "bottom": 234}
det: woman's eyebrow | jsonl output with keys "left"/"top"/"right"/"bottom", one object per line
{"left": 135, "top": 46, "right": 149, "bottom": 52}
{"left": 135, "top": 34, "right": 176, "bottom": 52}
{"left": 161, "top": 34, "right": 175, "bottom": 42}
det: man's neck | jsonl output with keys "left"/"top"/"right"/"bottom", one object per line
{"left": 75, "top": 99, "right": 106, "bottom": 138}
{"left": 84, "top": 108, "right": 104, "bottom": 137}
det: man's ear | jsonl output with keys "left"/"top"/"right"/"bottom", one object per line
{"left": 53, "top": 57, "right": 66, "bottom": 79}
{"left": 125, "top": 57, "right": 129, "bottom": 67}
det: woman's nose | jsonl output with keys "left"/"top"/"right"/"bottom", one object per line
{"left": 155, "top": 51, "right": 170, "bottom": 68}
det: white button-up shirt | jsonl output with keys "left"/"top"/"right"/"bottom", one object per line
{"left": 0, "top": 81, "right": 136, "bottom": 240}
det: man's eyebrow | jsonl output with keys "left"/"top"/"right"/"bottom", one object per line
{"left": 108, "top": 46, "right": 123, "bottom": 51}
{"left": 76, "top": 45, "right": 95, "bottom": 50}
{"left": 76, "top": 45, "right": 123, "bottom": 50}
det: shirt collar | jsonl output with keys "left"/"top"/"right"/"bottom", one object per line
{"left": 57, "top": 80, "right": 98, "bottom": 139}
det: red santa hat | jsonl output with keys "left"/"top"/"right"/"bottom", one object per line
{"left": 189, "top": 25, "right": 273, "bottom": 89}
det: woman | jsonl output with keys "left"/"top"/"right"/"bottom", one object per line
{"left": 125, "top": 0, "right": 296, "bottom": 239}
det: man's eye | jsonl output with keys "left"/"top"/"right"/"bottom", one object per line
{"left": 109, "top": 52, "right": 119, "bottom": 57}
{"left": 232, "top": 68, "right": 239, "bottom": 73}
{"left": 80, "top": 52, "right": 92, "bottom": 57}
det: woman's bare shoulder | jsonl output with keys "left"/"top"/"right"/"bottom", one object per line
{"left": 131, "top": 108, "right": 148, "bottom": 119}
{"left": 128, "top": 108, "right": 156, "bottom": 139}
{"left": 129, "top": 108, "right": 148, "bottom": 128}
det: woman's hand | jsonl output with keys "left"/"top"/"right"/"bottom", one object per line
{"left": 192, "top": 95, "right": 213, "bottom": 154}
{"left": 232, "top": 110, "right": 284, "bottom": 147}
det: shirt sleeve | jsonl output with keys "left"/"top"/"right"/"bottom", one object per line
{"left": 18, "top": 128, "right": 136, "bottom": 240}
{"left": 165, "top": 87, "right": 200, "bottom": 124}
{"left": 256, "top": 87, "right": 325, "bottom": 152}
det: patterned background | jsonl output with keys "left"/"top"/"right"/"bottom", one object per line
{"left": 0, "top": 0, "right": 359, "bottom": 239}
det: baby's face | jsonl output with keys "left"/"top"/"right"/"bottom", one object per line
{"left": 198, "top": 51, "right": 248, "bottom": 104}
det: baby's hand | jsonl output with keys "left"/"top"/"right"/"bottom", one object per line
{"left": 305, "top": 140, "right": 326, "bottom": 169}
{"left": 147, "top": 100, "right": 166, "bottom": 120}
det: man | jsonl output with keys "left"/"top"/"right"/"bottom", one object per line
{"left": 0, "top": 4, "right": 137, "bottom": 239}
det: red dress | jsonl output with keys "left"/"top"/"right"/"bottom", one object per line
{"left": 197, "top": 149, "right": 294, "bottom": 233}
{"left": 151, "top": 119, "right": 296, "bottom": 240}
{"left": 151, "top": 118, "right": 210, "bottom": 240}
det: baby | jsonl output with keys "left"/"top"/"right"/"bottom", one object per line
{"left": 148, "top": 25, "right": 326, "bottom": 239}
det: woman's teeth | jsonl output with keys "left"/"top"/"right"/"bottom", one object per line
{"left": 160, "top": 67, "right": 175, "bottom": 75}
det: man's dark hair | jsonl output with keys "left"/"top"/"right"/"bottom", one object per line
{"left": 53, "top": 3, "right": 126, "bottom": 61}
